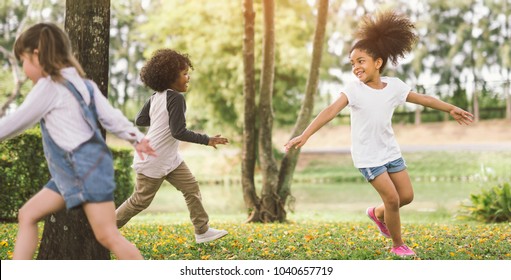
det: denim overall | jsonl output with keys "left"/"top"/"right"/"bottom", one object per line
{"left": 41, "top": 80, "right": 115, "bottom": 209}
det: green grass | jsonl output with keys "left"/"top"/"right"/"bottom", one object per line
{"left": 1, "top": 221, "right": 510, "bottom": 260}
{"left": 292, "top": 151, "right": 511, "bottom": 183}
{"left": 1, "top": 150, "right": 510, "bottom": 260}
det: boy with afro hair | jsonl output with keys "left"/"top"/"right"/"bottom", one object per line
{"left": 116, "top": 48, "right": 228, "bottom": 243}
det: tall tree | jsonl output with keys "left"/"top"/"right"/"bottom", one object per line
{"left": 275, "top": 0, "right": 329, "bottom": 220}
{"left": 241, "top": 0, "right": 261, "bottom": 221}
{"left": 242, "top": 0, "right": 329, "bottom": 222}
{"left": 257, "top": 0, "right": 279, "bottom": 222}
{"left": 37, "top": 0, "right": 111, "bottom": 260}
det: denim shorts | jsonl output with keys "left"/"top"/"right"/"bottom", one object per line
{"left": 358, "top": 157, "right": 407, "bottom": 182}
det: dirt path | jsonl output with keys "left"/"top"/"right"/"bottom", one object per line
{"left": 274, "top": 119, "right": 511, "bottom": 152}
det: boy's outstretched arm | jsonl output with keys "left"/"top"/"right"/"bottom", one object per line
{"left": 406, "top": 91, "right": 474, "bottom": 125}
{"left": 208, "top": 134, "right": 229, "bottom": 149}
{"left": 167, "top": 93, "right": 210, "bottom": 145}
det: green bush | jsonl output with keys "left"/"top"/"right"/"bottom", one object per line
{"left": 460, "top": 182, "right": 511, "bottom": 223}
{"left": 0, "top": 127, "right": 134, "bottom": 222}
{"left": 111, "top": 147, "right": 135, "bottom": 207}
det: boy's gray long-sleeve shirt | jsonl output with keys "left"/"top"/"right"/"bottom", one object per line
{"left": 132, "top": 89, "right": 209, "bottom": 178}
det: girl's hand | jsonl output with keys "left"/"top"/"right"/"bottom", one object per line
{"left": 450, "top": 107, "right": 474, "bottom": 125}
{"left": 284, "top": 135, "right": 308, "bottom": 152}
{"left": 208, "top": 134, "right": 229, "bottom": 149}
{"left": 135, "top": 137, "right": 157, "bottom": 160}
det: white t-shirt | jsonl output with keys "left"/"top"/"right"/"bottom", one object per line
{"left": 132, "top": 92, "right": 183, "bottom": 178}
{"left": 342, "top": 77, "right": 411, "bottom": 168}
{"left": 0, "top": 67, "right": 144, "bottom": 151}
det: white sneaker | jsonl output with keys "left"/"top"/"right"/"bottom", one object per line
{"left": 195, "top": 228, "right": 228, "bottom": 243}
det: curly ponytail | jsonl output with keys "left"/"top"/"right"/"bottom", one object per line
{"left": 351, "top": 10, "right": 418, "bottom": 72}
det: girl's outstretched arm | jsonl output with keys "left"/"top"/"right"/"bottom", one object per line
{"left": 406, "top": 91, "right": 474, "bottom": 125}
{"left": 285, "top": 93, "right": 348, "bottom": 152}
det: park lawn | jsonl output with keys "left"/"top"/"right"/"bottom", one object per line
{"left": 1, "top": 220, "right": 510, "bottom": 260}
{"left": 1, "top": 150, "right": 509, "bottom": 260}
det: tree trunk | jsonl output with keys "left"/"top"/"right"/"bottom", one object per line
{"left": 241, "top": 0, "right": 262, "bottom": 222}
{"left": 37, "top": 0, "right": 111, "bottom": 260}
{"left": 37, "top": 208, "right": 109, "bottom": 260}
{"left": 0, "top": 46, "right": 25, "bottom": 118}
{"left": 276, "top": 0, "right": 329, "bottom": 222}
{"left": 472, "top": 81, "right": 480, "bottom": 122}
{"left": 242, "top": 0, "right": 330, "bottom": 223}
{"left": 0, "top": 2, "right": 32, "bottom": 118}
{"left": 414, "top": 85, "right": 423, "bottom": 125}
{"left": 258, "top": 0, "right": 280, "bottom": 223}
{"left": 505, "top": 79, "right": 511, "bottom": 121}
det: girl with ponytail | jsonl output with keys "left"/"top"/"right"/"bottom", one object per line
{"left": 1, "top": 23, "right": 156, "bottom": 259}
{"left": 285, "top": 10, "right": 473, "bottom": 257}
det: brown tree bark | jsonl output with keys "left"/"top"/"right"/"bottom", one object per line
{"left": 241, "top": 0, "right": 262, "bottom": 222}
{"left": 257, "top": 0, "right": 281, "bottom": 223}
{"left": 276, "top": 0, "right": 329, "bottom": 222}
{"left": 37, "top": 0, "right": 111, "bottom": 260}
{"left": 242, "top": 0, "right": 329, "bottom": 223}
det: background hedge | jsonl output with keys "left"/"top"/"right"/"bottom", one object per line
{"left": 0, "top": 127, "right": 135, "bottom": 222}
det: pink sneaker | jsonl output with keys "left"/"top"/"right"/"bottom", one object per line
{"left": 390, "top": 244, "right": 416, "bottom": 257}
{"left": 366, "top": 207, "right": 390, "bottom": 238}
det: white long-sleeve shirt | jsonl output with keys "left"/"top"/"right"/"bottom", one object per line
{"left": 0, "top": 67, "right": 144, "bottom": 151}
{"left": 132, "top": 90, "right": 209, "bottom": 178}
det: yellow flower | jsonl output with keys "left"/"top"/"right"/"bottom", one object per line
{"left": 287, "top": 245, "right": 297, "bottom": 252}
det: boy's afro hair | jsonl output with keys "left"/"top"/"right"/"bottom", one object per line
{"left": 140, "top": 48, "right": 193, "bottom": 92}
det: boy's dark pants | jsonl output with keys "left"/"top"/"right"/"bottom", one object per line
{"left": 115, "top": 162, "right": 209, "bottom": 234}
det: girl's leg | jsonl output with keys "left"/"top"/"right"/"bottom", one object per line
{"left": 13, "top": 189, "right": 66, "bottom": 259}
{"left": 389, "top": 169, "right": 414, "bottom": 206}
{"left": 369, "top": 172, "right": 404, "bottom": 247}
{"left": 83, "top": 201, "right": 143, "bottom": 260}
{"left": 374, "top": 169, "right": 414, "bottom": 222}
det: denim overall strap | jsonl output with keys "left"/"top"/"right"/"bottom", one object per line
{"left": 63, "top": 80, "right": 100, "bottom": 133}
{"left": 40, "top": 79, "right": 115, "bottom": 209}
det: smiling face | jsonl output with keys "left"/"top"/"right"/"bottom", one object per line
{"left": 169, "top": 67, "right": 190, "bottom": 93}
{"left": 349, "top": 48, "right": 383, "bottom": 85}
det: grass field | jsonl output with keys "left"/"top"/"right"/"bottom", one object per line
{"left": 0, "top": 148, "right": 510, "bottom": 260}
{"left": 1, "top": 220, "right": 509, "bottom": 260}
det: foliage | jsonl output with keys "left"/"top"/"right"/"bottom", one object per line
{"left": 0, "top": 128, "right": 50, "bottom": 222}
{"left": 136, "top": 0, "right": 315, "bottom": 131}
{"left": 1, "top": 221, "right": 510, "bottom": 260}
{"left": 2, "top": 0, "right": 510, "bottom": 130}
{"left": 0, "top": 0, "right": 65, "bottom": 108}
{"left": 460, "top": 183, "right": 511, "bottom": 223}
{"left": 111, "top": 147, "right": 135, "bottom": 207}
{"left": 0, "top": 128, "right": 135, "bottom": 221}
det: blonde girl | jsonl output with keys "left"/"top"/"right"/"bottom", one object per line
{"left": 0, "top": 22, "right": 156, "bottom": 259}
